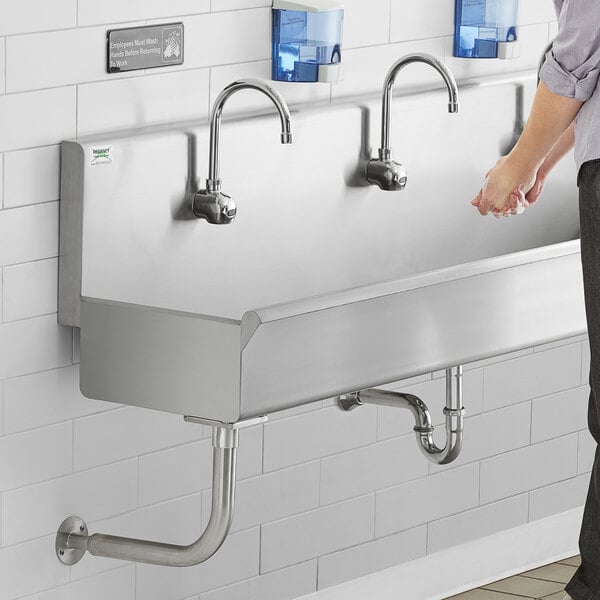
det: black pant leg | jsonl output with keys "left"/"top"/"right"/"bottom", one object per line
{"left": 567, "top": 160, "right": 600, "bottom": 600}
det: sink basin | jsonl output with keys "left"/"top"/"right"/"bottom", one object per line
{"left": 59, "top": 72, "right": 585, "bottom": 422}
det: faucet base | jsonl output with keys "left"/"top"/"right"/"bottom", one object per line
{"left": 366, "top": 158, "right": 407, "bottom": 191}
{"left": 192, "top": 190, "right": 237, "bottom": 225}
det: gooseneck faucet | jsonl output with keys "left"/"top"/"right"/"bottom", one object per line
{"left": 366, "top": 54, "right": 459, "bottom": 191}
{"left": 192, "top": 78, "right": 293, "bottom": 224}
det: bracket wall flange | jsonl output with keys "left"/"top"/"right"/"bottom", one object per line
{"left": 56, "top": 516, "right": 88, "bottom": 565}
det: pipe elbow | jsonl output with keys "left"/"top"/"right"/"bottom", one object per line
{"left": 414, "top": 404, "right": 465, "bottom": 465}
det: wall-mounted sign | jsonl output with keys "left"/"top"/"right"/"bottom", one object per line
{"left": 107, "top": 23, "right": 184, "bottom": 73}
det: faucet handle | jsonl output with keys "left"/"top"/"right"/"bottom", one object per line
{"left": 192, "top": 189, "right": 237, "bottom": 224}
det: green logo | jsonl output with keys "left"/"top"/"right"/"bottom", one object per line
{"left": 91, "top": 145, "right": 112, "bottom": 166}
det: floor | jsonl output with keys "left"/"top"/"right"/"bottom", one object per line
{"left": 446, "top": 556, "right": 581, "bottom": 600}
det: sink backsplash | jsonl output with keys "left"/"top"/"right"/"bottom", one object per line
{"left": 0, "top": 2, "right": 585, "bottom": 600}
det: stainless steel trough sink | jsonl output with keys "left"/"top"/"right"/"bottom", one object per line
{"left": 59, "top": 72, "right": 585, "bottom": 423}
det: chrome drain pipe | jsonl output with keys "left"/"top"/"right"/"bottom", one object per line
{"left": 55, "top": 416, "right": 266, "bottom": 567}
{"left": 338, "top": 366, "right": 465, "bottom": 465}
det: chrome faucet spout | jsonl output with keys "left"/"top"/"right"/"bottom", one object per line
{"left": 381, "top": 54, "right": 459, "bottom": 152}
{"left": 193, "top": 78, "right": 293, "bottom": 224}
{"left": 207, "top": 78, "right": 293, "bottom": 190}
{"left": 366, "top": 53, "right": 459, "bottom": 191}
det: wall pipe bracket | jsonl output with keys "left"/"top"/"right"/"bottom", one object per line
{"left": 55, "top": 415, "right": 267, "bottom": 567}
{"left": 338, "top": 366, "right": 465, "bottom": 465}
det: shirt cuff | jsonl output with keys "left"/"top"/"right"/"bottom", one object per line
{"left": 540, "top": 52, "right": 600, "bottom": 102}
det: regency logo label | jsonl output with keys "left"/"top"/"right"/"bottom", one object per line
{"left": 90, "top": 145, "right": 113, "bottom": 166}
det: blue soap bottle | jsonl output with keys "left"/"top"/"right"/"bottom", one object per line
{"left": 272, "top": 0, "right": 344, "bottom": 83}
{"left": 454, "top": 0, "right": 519, "bottom": 59}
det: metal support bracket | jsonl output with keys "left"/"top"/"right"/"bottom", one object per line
{"left": 55, "top": 414, "right": 267, "bottom": 567}
{"left": 183, "top": 415, "right": 268, "bottom": 429}
{"left": 338, "top": 366, "right": 465, "bottom": 465}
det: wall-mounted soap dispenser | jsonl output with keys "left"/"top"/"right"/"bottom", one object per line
{"left": 272, "top": 0, "right": 344, "bottom": 83}
{"left": 454, "top": 0, "right": 519, "bottom": 59}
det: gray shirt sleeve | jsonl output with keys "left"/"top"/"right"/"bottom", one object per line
{"left": 539, "top": 0, "right": 600, "bottom": 101}
{"left": 552, "top": 0, "right": 562, "bottom": 19}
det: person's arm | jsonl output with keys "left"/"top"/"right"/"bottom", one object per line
{"left": 473, "top": 0, "right": 600, "bottom": 216}
{"left": 472, "top": 84, "right": 581, "bottom": 215}
{"left": 524, "top": 122, "right": 575, "bottom": 206}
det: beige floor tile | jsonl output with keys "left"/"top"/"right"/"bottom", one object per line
{"left": 541, "top": 592, "right": 567, "bottom": 600}
{"left": 446, "top": 589, "right": 531, "bottom": 600}
{"left": 483, "top": 574, "right": 564, "bottom": 598}
{"left": 522, "top": 563, "right": 577, "bottom": 584}
{"left": 445, "top": 557, "right": 579, "bottom": 600}
{"left": 558, "top": 555, "right": 581, "bottom": 568}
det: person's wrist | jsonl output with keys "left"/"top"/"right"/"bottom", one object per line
{"left": 504, "top": 150, "right": 542, "bottom": 179}
{"left": 537, "top": 163, "right": 550, "bottom": 182}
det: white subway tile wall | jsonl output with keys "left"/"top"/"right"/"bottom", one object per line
{"left": 77, "top": 69, "right": 211, "bottom": 137}
{"left": 582, "top": 338, "right": 591, "bottom": 383}
{"left": 0, "top": 202, "right": 59, "bottom": 267}
{"left": 480, "top": 434, "right": 579, "bottom": 504}
{"left": 2, "top": 458, "right": 138, "bottom": 546}
{"left": 0, "top": 4, "right": 588, "bottom": 600}
{"left": 390, "top": 0, "right": 454, "bottom": 42}
{"left": 375, "top": 463, "right": 480, "bottom": 537}
{"left": 3, "top": 258, "right": 58, "bottom": 322}
{"left": 426, "top": 495, "right": 530, "bottom": 554}
{"left": 201, "top": 461, "right": 321, "bottom": 533}
{"left": 344, "top": 0, "right": 391, "bottom": 49}
{"left": 2, "top": 365, "right": 112, "bottom": 434}
{"left": 77, "top": 1, "right": 211, "bottom": 27}
{"left": 3, "top": 146, "right": 61, "bottom": 209}
{"left": 261, "top": 494, "right": 375, "bottom": 573}
{"left": 5, "top": 24, "right": 145, "bottom": 93}
{"left": 0, "top": 88, "right": 76, "bottom": 152}
{"left": 0, "top": 38, "right": 5, "bottom": 96}
{"left": 0, "top": 1, "right": 77, "bottom": 37}
{"left": 197, "top": 560, "right": 316, "bottom": 600}
{"left": 136, "top": 528, "right": 260, "bottom": 600}
{"left": 578, "top": 429, "right": 596, "bottom": 475}
{"left": 529, "top": 474, "right": 590, "bottom": 522}
{"left": 317, "top": 525, "right": 427, "bottom": 589}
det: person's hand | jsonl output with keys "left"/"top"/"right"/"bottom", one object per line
{"left": 471, "top": 156, "right": 538, "bottom": 217}
{"left": 473, "top": 168, "right": 547, "bottom": 218}
{"left": 522, "top": 169, "right": 547, "bottom": 206}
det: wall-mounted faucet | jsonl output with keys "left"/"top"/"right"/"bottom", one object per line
{"left": 366, "top": 54, "right": 459, "bottom": 191}
{"left": 191, "top": 78, "right": 293, "bottom": 224}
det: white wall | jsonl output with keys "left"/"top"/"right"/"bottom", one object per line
{"left": 0, "top": 1, "right": 588, "bottom": 599}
